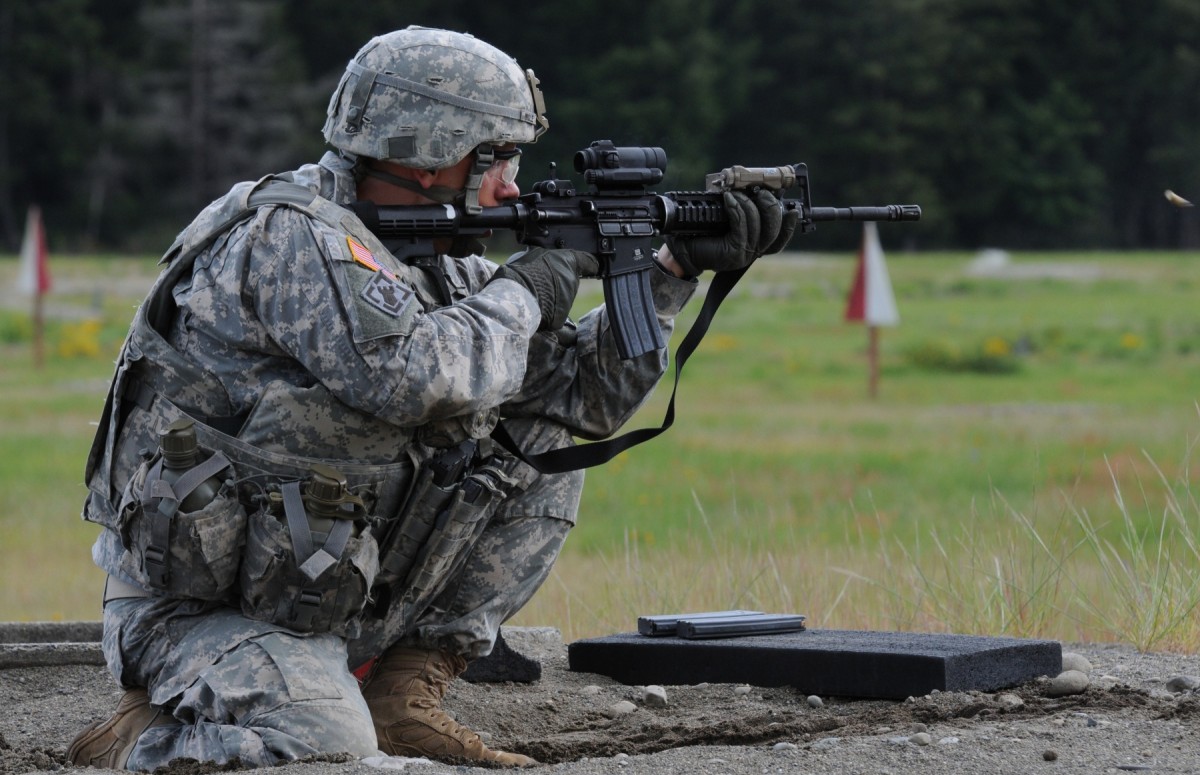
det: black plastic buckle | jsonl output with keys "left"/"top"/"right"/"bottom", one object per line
{"left": 143, "top": 546, "right": 168, "bottom": 587}
{"left": 430, "top": 439, "right": 479, "bottom": 488}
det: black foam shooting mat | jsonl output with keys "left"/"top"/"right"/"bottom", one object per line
{"left": 567, "top": 629, "right": 1062, "bottom": 699}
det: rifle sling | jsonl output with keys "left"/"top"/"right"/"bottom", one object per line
{"left": 491, "top": 264, "right": 747, "bottom": 474}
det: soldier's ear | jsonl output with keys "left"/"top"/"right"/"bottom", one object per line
{"left": 414, "top": 169, "right": 439, "bottom": 189}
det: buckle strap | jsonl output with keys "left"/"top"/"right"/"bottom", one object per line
{"left": 102, "top": 574, "right": 152, "bottom": 604}
{"left": 138, "top": 452, "right": 232, "bottom": 589}
{"left": 281, "top": 481, "right": 353, "bottom": 582}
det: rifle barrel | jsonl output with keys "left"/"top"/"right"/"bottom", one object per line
{"left": 805, "top": 204, "right": 921, "bottom": 222}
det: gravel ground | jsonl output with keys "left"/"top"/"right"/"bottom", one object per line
{"left": 2, "top": 632, "right": 1198, "bottom": 775}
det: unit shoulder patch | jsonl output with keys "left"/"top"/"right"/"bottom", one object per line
{"left": 326, "top": 231, "right": 420, "bottom": 341}
{"left": 361, "top": 271, "right": 415, "bottom": 318}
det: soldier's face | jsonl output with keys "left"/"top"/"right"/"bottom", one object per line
{"left": 446, "top": 149, "right": 522, "bottom": 206}
{"left": 357, "top": 150, "right": 521, "bottom": 207}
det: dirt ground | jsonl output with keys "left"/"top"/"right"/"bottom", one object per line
{"left": 2, "top": 631, "right": 1198, "bottom": 775}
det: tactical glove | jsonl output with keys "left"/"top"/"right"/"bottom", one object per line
{"left": 667, "top": 189, "right": 800, "bottom": 276}
{"left": 491, "top": 247, "right": 600, "bottom": 331}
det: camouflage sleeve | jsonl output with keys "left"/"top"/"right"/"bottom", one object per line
{"left": 501, "top": 265, "right": 697, "bottom": 440}
{"left": 250, "top": 208, "right": 540, "bottom": 426}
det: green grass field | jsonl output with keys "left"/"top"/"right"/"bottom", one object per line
{"left": 2, "top": 249, "right": 1199, "bottom": 651}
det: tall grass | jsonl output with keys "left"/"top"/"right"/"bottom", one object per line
{"left": 1068, "top": 449, "right": 1200, "bottom": 651}
{"left": 515, "top": 435, "right": 1200, "bottom": 652}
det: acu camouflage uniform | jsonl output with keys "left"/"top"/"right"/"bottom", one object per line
{"left": 82, "top": 151, "right": 697, "bottom": 769}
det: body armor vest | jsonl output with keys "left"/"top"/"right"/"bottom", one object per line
{"left": 82, "top": 176, "right": 455, "bottom": 637}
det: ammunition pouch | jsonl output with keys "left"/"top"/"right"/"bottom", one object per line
{"left": 371, "top": 440, "right": 520, "bottom": 623}
{"left": 115, "top": 447, "right": 245, "bottom": 601}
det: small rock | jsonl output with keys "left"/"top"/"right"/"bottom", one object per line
{"left": 643, "top": 685, "right": 668, "bottom": 708}
{"left": 938, "top": 736, "right": 960, "bottom": 745}
{"left": 810, "top": 737, "right": 840, "bottom": 751}
{"left": 604, "top": 700, "right": 637, "bottom": 718}
{"left": 1061, "top": 652, "right": 1092, "bottom": 674}
{"left": 733, "top": 685, "right": 753, "bottom": 697}
{"left": 910, "top": 723, "right": 928, "bottom": 734}
{"left": 580, "top": 685, "right": 602, "bottom": 696}
{"left": 997, "top": 693, "right": 1025, "bottom": 710}
{"left": 772, "top": 742, "right": 798, "bottom": 751}
{"left": 1045, "top": 670, "right": 1090, "bottom": 697}
{"left": 1165, "top": 675, "right": 1200, "bottom": 693}
{"left": 806, "top": 695, "right": 824, "bottom": 708}
{"left": 910, "top": 732, "right": 932, "bottom": 746}
{"left": 1043, "top": 750, "right": 1058, "bottom": 762}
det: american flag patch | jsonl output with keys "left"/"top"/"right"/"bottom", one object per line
{"left": 346, "top": 237, "right": 396, "bottom": 280}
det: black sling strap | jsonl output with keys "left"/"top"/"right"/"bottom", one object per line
{"left": 491, "top": 264, "right": 748, "bottom": 474}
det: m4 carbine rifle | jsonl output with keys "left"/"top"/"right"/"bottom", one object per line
{"left": 350, "top": 139, "right": 921, "bottom": 360}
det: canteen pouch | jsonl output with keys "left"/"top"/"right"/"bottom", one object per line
{"left": 239, "top": 480, "right": 380, "bottom": 638}
{"left": 115, "top": 449, "right": 246, "bottom": 600}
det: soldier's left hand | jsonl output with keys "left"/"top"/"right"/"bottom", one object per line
{"left": 666, "top": 189, "right": 800, "bottom": 276}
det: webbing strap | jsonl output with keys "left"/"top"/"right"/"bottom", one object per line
{"left": 141, "top": 459, "right": 174, "bottom": 588}
{"left": 169, "top": 452, "right": 231, "bottom": 502}
{"left": 491, "top": 265, "right": 748, "bottom": 474}
{"left": 346, "top": 61, "right": 537, "bottom": 126}
{"left": 281, "top": 481, "right": 353, "bottom": 582}
{"left": 139, "top": 451, "right": 231, "bottom": 588}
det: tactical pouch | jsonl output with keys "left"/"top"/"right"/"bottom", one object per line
{"left": 372, "top": 452, "right": 516, "bottom": 623}
{"left": 239, "top": 479, "right": 380, "bottom": 638}
{"left": 116, "top": 450, "right": 246, "bottom": 600}
{"left": 371, "top": 465, "right": 454, "bottom": 606}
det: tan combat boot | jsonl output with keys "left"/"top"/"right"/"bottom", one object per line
{"left": 68, "top": 688, "right": 172, "bottom": 769}
{"left": 362, "top": 647, "right": 537, "bottom": 767}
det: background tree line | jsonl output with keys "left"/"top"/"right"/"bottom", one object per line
{"left": 2, "top": 0, "right": 1199, "bottom": 253}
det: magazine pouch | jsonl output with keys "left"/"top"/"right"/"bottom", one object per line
{"left": 372, "top": 441, "right": 518, "bottom": 624}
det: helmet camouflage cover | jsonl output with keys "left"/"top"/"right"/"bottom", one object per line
{"left": 323, "top": 26, "right": 549, "bottom": 169}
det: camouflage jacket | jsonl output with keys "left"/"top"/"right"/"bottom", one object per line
{"left": 85, "top": 152, "right": 696, "bottom": 560}
{"left": 163, "top": 151, "right": 696, "bottom": 456}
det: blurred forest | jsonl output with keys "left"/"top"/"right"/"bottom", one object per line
{"left": 2, "top": 0, "right": 1199, "bottom": 253}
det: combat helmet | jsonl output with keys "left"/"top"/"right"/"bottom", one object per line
{"left": 323, "top": 26, "right": 548, "bottom": 212}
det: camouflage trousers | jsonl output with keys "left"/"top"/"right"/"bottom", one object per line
{"left": 101, "top": 445, "right": 581, "bottom": 771}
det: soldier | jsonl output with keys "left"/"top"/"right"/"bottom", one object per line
{"left": 68, "top": 26, "right": 796, "bottom": 770}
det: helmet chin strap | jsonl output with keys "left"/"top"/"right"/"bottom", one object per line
{"left": 360, "top": 166, "right": 463, "bottom": 204}
{"left": 462, "top": 146, "right": 492, "bottom": 215}
{"left": 360, "top": 147, "right": 492, "bottom": 212}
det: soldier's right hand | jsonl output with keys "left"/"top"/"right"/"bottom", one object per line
{"left": 490, "top": 247, "right": 600, "bottom": 331}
